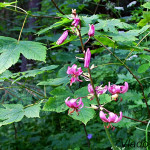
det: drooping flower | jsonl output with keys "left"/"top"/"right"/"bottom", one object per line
{"left": 99, "top": 111, "right": 123, "bottom": 130}
{"left": 108, "top": 82, "right": 129, "bottom": 101}
{"left": 72, "top": 17, "right": 80, "bottom": 27}
{"left": 65, "top": 97, "right": 84, "bottom": 115}
{"left": 88, "top": 24, "right": 95, "bottom": 37}
{"left": 84, "top": 48, "right": 91, "bottom": 68}
{"left": 88, "top": 84, "right": 107, "bottom": 100}
{"left": 67, "top": 64, "right": 83, "bottom": 86}
{"left": 56, "top": 30, "right": 68, "bottom": 45}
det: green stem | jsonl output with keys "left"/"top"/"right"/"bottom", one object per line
{"left": 104, "top": 123, "right": 117, "bottom": 150}
{"left": 146, "top": 120, "right": 150, "bottom": 150}
{"left": 124, "top": 30, "right": 150, "bottom": 63}
{"left": 94, "top": 36, "right": 150, "bottom": 118}
{"left": 87, "top": 68, "right": 100, "bottom": 105}
{"left": 18, "top": 14, "right": 28, "bottom": 43}
{"left": 51, "top": 0, "right": 65, "bottom": 15}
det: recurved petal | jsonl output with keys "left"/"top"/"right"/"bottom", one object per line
{"left": 108, "top": 112, "right": 117, "bottom": 123}
{"left": 115, "top": 112, "right": 123, "bottom": 123}
{"left": 99, "top": 111, "right": 108, "bottom": 122}
{"left": 120, "top": 82, "right": 129, "bottom": 93}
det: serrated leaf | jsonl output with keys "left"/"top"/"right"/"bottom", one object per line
{"left": 69, "top": 101, "right": 95, "bottom": 125}
{"left": 24, "top": 103, "right": 41, "bottom": 118}
{"left": 19, "top": 41, "right": 47, "bottom": 62}
{"left": 138, "top": 64, "right": 149, "bottom": 73}
{"left": 95, "top": 19, "right": 132, "bottom": 33}
{"left": 37, "top": 76, "right": 69, "bottom": 86}
{"left": 0, "top": 36, "right": 47, "bottom": 74}
{"left": 0, "top": 104, "right": 24, "bottom": 127}
{"left": 43, "top": 97, "right": 68, "bottom": 112}
{"left": 37, "top": 18, "right": 71, "bottom": 35}
{"left": 43, "top": 87, "right": 73, "bottom": 112}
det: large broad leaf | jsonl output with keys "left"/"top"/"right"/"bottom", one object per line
{"left": 0, "top": 103, "right": 41, "bottom": 127}
{"left": 43, "top": 87, "right": 73, "bottom": 112}
{"left": 0, "top": 36, "right": 47, "bottom": 74}
{"left": 69, "top": 100, "right": 95, "bottom": 125}
{"left": 0, "top": 104, "right": 24, "bottom": 127}
{"left": 24, "top": 103, "right": 41, "bottom": 118}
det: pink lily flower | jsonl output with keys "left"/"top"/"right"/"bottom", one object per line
{"left": 88, "top": 84, "right": 107, "bottom": 100}
{"left": 67, "top": 64, "right": 83, "bottom": 86}
{"left": 72, "top": 17, "right": 80, "bottom": 27}
{"left": 84, "top": 48, "right": 91, "bottom": 68}
{"left": 56, "top": 30, "right": 68, "bottom": 45}
{"left": 88, "top": 24, "right": 95, "bottom": 37}
{"left": 65, "top": 97, "right": 84, "bottom": 115}
{"left": 108, "top": 82, "right": 129, "bottom": 101}
{"left": 100, "top": 111, "right": 123, "bottom": 130}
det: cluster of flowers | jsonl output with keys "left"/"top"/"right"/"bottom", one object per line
{"left": 56, "top": 10, "right": 129, "bottom": 129}
{"left": 56, "top": 9, "right": 95, "bottom": 45}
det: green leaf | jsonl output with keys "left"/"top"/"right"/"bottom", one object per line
{"left": 0, "top": 36, "right": 47, "bottom": 74}
{"left": 95, "top": 19, "right": 132, "bottom": 33}
{"left": 74, "top": 86, "right": 89, "bottom": 98}
{"left": 142, "top": 2, "right": 150, "bottom": 9}
{"left": 99, "top": 94, "right": 111, "bottom": 104}
{"left": 37, "top": 76, "right": 69, "bottom": 86}
{"left": 43, "top": 87, "right": 73, "bottom": 112}
{"left": 43, "top": 97, "right": 68, "bottom": 113}
{"left": 69, "top": 101, "right": 95, "bottom": 125}
{"left": 116, "top": 72, "right": 136, "bottom": 84}
{"left": 138, "top": 64, "right": 149, "bottom": 73}
{"left": 140, "top": 54, "right": 150, "bottom": 62}
{"left": 138, "top": 12, "right": 150, "bottom": 27}
{"left": 0, "top": 104, "right": 24, "bottom": 127}
{"left": 0, "top": 1, "right": 17, "bottom": 7}
{"left": 37, "top": 18, "right": 71, "bottom": 35}
{"left": 19, "top": 41, "right": 47, "bottom": 62}
{"left": 24, "top": 103, "right": 41, "bottom": 118}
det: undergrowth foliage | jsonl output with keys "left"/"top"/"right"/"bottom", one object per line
{"left": 0, "top": 0, "right": 150, "bottom": 150}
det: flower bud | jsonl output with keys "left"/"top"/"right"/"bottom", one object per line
{"left": 56, "top": 30, "right": 68, "bottom": 45}
{"left": 84, "top": 48, "right": 91, "bottom": 68}
{"left": 88, "top": 24, "right": 95, "bottom": 37}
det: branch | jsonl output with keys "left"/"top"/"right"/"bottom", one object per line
{"left": 51, "top": 0, "right": 65, "bottom": 15}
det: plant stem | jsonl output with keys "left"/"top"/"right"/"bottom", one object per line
{"left": 88, "top": 68, "right": 100, "bottom": 105}
{"left": 18, "top": 14, "right": 28, "bottom": 43}
{"left": 124, "top": 30, "right": 150, "bottom": 62}
{"left": 83, "top": 123, "right": 91, "bottom": 150}
{"left": 146, "top": 120, "right": 150, "bottom": 150}
{"left": 76, "top": 28, "right": 85, "bottom": 53}
{"left": 104, "top": 123, "right": 117, "bottom": 150}
{"left": 51, "top": 0, "right": 65, "bottom": 15}
{"left": 94, "top": 36, "right": 150, "bottom": 118}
